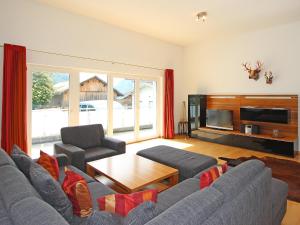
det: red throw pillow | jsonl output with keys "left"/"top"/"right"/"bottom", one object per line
{"left": 200, "top": 164, "right": 228, "bottom": 189}
{"left": 62, "top": 170, "right": 93, "bottom": 217}
{"left": 37, "top": 150, "right": 59, "bottom": 180}
{"left": 97, "top": 189, "right": 158, "bottom": 217}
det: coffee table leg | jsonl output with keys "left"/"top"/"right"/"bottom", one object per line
{"left": 86, "top": 165, "right": 96, "bottom": 178}
{"left": 169, "top": 173, "right": 179, "bottom": 186}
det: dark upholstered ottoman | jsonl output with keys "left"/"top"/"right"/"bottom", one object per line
{"left": 137, "top": 145, "right": 217, "bottom": 181}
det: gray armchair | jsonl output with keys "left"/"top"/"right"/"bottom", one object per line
{"left": 54, "top": 124, "right": 126, "bottom": 171}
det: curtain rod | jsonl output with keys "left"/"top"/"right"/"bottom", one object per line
{"left": 0, "top": 44, "right": 164, "bottom": 71}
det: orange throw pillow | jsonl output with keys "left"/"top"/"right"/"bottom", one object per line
{"left": 200, "top": 164, "right": 228, "bottom": 189}
{"left": 97, "top": 190, "right": 158, "bottom": 217}
{"left": 37, "top": 150, "right": 59, "bottom": 180}
{"left": 62, "top": 170, "right": 93, "bottom": 217}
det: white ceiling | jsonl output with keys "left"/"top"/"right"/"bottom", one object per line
{"left": 33, "top": 0, "right": 300, "bottom": 46}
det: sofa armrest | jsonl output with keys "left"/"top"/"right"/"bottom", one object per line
{"left": 102, "top": 137, "right": 126, "bottom": 154}
{"left": 55, "top": 153, "right": 70, "bottom": 167}
{"left": 54, "top": 143, "right": 86, "bottom": 171}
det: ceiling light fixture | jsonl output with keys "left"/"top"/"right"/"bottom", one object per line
{"left": 196, "top": 11, "right": 207, "bottom": 22}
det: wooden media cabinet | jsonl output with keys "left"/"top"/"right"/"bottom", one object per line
{"left": 188, "top": 94, "right": 298, "bottom": 157}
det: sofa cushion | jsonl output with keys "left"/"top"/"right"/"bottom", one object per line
{"left": 59, "top": 165, "right": 95, "bottom": 184}
{"left": 156, "top": 178, "right": 200, "bottom": 214}
{"left": 0, "top": 196, "right": 8, "bottom": 217}
{"left": 271, "top": 178, "right": 288, "bottom": 224}
{"left": 98, "top": 190, "right": 158, "bottom": 216}
{"left": 10, "top": 197, "right": 69, "bottom": 225}
{"left": 272, "top": 202, "right": 287, "bottom": 225}
{"left": 200, "top": 164, "right": 228, "bottom": 189}
{"left": 86, "top": 211, "right": 122, "bottom": 225}
{"left": 62, "top": 169, "right": 93, "bottom": 217}
{"left": 37, "top": 150, "right": 60, "bottom": 180}
{"left": 0, "top": 217, "right": 13, "bottom": 225}
{"left": 30, "top": 163, "right": 73, "bottom": 223}
{"left": 124, "top": 201, "right": 158, "bottom": 225}
{"left": 87, "top": 202, "right": 157, "bottom": 225}
{"left": 0, "top": 165, "right": 40, "bottom": 210}
{"left": 0, "top": 196, "right": 13, "bottom": 225}
{"left": 61, "top": 124, "right": 104, "bottom": 149}
{"left": 88, "top": 182, "right": 116, "bottom": 209}
{"left": 10, "top": 145, "right": 35, "bottom": 178}
{"left": 146, "top": 187, "right": 224, "bottom": 225}
{"left": 0, "top": 148, "right": 16, "bottom": 167}
{"left": 212, "top": 159, "right": 265, "bottom": 202}
{"left": 137, "top": 145, "right": 217, "bottom": 181}
{"left": 201, "top": 167, "right": 273, "bottom": 225}
{"left": 85, "top": 147, "right": 118, "bottom": 162}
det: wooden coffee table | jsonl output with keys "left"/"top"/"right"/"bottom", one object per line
{"left": 86, "top": 154, "right": 179, "bottom": 193}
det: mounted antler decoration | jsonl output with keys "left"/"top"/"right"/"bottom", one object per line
{"left": 264, "top": 71, "right": 273, "bottom": 84}
{"left": 242, "top": 61, "right": 263, "bottom": 80}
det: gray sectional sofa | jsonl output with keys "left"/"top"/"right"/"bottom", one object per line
{"left": 0, "top": 147, "right": 288, "bottom": 225}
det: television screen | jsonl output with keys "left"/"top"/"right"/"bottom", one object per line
{"left": 206, "top": 109, "right": 233, "bottom": 130}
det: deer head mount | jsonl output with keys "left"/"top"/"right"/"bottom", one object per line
{"left": 242, "top": 61, "right": 263, "bottom": 80}
{"left": 264, "top": 71, "right": 273, "bottom": 84}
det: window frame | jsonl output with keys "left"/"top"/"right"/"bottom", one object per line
{"left": 27, "top": 64, "right": 162, "bottom": 155}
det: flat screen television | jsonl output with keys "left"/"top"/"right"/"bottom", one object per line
{"left": 206, "top": 109, "right": 233, "bottom": 130}
{"left": 240, "top": 107, "right": 288, "bottom": 124}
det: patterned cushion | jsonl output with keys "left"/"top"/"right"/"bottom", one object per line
{"left": 29, "top": 163, "right": 73, "bottom": 223}
{"left": 62, "top": 169, "right": 93, "bottom": 217}
{"left": 11, "top": 145, "right": 34, "bottom": 178}
{"left": 37, "top": 151, "right": 59, "bottom": 180}
{"left": 200, "top": 164, "right": 228, "bottom": 189}
{"left": 97, "top": 189, "right": 158, "bottom": 217}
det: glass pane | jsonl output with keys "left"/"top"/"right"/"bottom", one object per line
{"left": 113, "top": 78, "right": 135, "bottom": 141}
{"left": 188, "top": 96, "right": 200, "bottom": 130}
{"left": 31, "top": 72, "right": 69, "bottom": 158}
{"left": 139, "top": 80, "right": 157, "bottom": 137}
{"left": 79, "top": 72, "right": 108, "bottom": 131}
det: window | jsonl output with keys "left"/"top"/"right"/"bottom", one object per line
{"left": 28, "top": 66, "right": 161, "bottom": 157}
{"left": 31, "top": 71, "right": 70, "bottom": 157}
{"left": 113, "top": 78, "right": 135, "bottom": 141}
{"left": 139, "top": 80, "right": 157, "bottom": 137}
{"left": 79, "top": 72, "right": 108, "bottom": 131}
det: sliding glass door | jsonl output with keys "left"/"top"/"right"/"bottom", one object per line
{"left": 31, "top": 71, "right": 70, "bottom": 157}
{"left": 111, "top": 78, "right": 158, "bottom": 141}
{"left": 139, "top": 80, "right": 157, "bottom": 137}
{"left": 112, "top": 78, "right": 135, "bottom": 141}
{"left": 79, "top": 72, "right": 108, "bottom": 132}
{"left": 28, "top": 66, "right": 160, "bottom": 156}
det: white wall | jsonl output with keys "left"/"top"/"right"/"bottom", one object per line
{"left": 184, "top": 20, "right": 300, "bottom": 146}
{"left": 0, "top": 0, "right": 185, "bottom": 138}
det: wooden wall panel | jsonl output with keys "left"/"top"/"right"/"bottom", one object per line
{"left": 206, "top": 95, "right": 298, "bottom": 141}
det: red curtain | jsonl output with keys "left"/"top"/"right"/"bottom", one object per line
{"left": 1, "top": 44, "right": 28, "bottom": 154}
{"left": 163, "top": 69, "right": 174, "bottom": 139}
